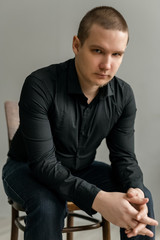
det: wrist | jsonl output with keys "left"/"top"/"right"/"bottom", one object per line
{"left": 92, "top": 190, "right": 107, "bottom": 212}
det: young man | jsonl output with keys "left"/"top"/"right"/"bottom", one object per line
{"left": 2, "top": 6, "right": 158, "bottom": 240}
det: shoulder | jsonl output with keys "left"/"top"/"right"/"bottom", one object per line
{"left": 23, "top": 59, "right": 73, "bottom": 95}
{"left": 111, "top": 76, "right": 133, "bottom": 93}
{"left": 110, "top": 76, "right": 135, "bottom": 103}
{"left": 19, "top": 59, "right": 73, "bottom": 111}
{"left": 108, "top": 76, "right": 136, "bottom": 118}
{"left": 30, "top": 59, "right": 71, "bottom": 85}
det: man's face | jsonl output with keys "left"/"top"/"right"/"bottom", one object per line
{"left": 73, "top": 24, "right": 128, "bottom": 89}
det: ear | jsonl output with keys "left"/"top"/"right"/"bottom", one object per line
{"left": 72, "top": 36, "right": 81, "bottom": 55}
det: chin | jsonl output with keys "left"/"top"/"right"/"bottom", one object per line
{"left": 96, "top": 80, "right": 110, "bottom": 88}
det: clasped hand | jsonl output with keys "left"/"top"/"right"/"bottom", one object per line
{"left": 125, "top": 188, "right": 158, "bottom": 238}
{"left": 92, "top": 188, "right": 158, "bottom": 238}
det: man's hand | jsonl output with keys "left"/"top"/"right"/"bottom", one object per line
{"left": 92, "top": 191, "right": 140, "bottom": 230}
{"left": 125, "top": 188, "right": 158, "bottom": 238}
{"left": 92, "top": 189, "right": 158, "bottom": 238}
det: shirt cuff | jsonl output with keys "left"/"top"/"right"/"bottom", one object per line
{"left": 73, "top": 182, "right": 101, "bottom": 215}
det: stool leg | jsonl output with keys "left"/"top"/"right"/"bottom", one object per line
{"left": 66, "top": 212, "right": 74, "bottom": 240}
{"left": 11, "top": 206, "right": 19, "bottom": 240}
{"left": 102, "top": 217, "right": 111, "bottom": 240}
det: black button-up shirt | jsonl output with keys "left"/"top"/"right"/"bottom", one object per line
{"left": 8, "top": 58, "right": 143, "bottom": 215}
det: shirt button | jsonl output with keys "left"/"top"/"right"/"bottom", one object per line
{"left": 81, "top": 131, "right": 85, "bottom": 135}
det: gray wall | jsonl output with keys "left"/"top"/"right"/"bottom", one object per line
{"left": 1, "top": 0, "right": 160, "bottom": 224}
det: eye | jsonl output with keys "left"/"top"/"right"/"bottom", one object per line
{"left": 93, "top": 49, "right": 103, "bottom": 54}
{"left": 112, "top": 52, "right": 122, "bottom": 57}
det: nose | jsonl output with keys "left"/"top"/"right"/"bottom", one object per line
{"left": 99, "top": 55, "right": 111, "bottom": 71}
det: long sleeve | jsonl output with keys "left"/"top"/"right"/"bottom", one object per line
{"left": 106, "top": 84, "right": 143, "bottom": 192}
{"left": 18, "top": 74, "right": 100, "bottom": 215}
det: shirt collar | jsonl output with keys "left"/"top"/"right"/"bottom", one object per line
{"left": 68, "top": 59, "right": 83, "bottom": 95}
{"left": 99, "top": 81, "right": 114, "bottom": 99}
{"left": 67, "top": 58, "right": 114, "bottom": 98}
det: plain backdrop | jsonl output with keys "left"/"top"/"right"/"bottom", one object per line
{"left": 0, "top": 0, "right": 160, "bottom": 225}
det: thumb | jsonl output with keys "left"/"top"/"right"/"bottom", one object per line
{"left": 127, "top": 188, "right": 138, "bottom": 198}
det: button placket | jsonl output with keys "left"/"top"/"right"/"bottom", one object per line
{"left": 78, "top": 107, "right": 90, "bottom": 147}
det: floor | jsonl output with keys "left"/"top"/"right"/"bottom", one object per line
{"left": 0, "top": 216, "right": 159, "bottom": 240}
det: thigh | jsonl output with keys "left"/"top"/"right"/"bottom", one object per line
{"left": 2, "top": 158, "right": 66, "bottom": 211}
{"left": 74, "top": 161, "right": 121, "bottom": 192}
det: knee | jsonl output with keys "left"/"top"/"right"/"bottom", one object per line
{"left": 26, "top": 190, "right": 67, "bottom": 221}
{"left": 143, "top": 186, "right": 155, "bottom": 217}
{"left": 24, "top": 191, "right": 66, "bottom": 239}
{"left": 143, "top": 186, "right": 152, "bottom": 200}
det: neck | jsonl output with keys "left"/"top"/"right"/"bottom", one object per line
{"left": 81, "top": 84, "right": 99, "bottom": 104}
{"left": 75, "top": 60, "right": 99, "bottom": 103}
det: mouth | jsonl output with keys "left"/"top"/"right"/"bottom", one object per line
{"left": 95, "top": 73, "right": 111, "bottom": 79}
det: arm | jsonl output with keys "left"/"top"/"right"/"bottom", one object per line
{"left": 19, "top": 74, "right": 100, "bottom": 214}
{"left": 106, "top": 84, "right": 158, "bottom": 236}
{"left": 106, "top": 84, "right": 143, "bottom": 192}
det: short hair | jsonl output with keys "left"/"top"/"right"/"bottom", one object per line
{"left": 77, "top": 6, "right": 129, "bottom": 45}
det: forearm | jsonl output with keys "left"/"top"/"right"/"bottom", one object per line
{"left": 110, "top": 158, "right": 144, "bottom": 192}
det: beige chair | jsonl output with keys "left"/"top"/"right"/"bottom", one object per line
{"left": 4, "top": 101, "right": 111, "bottom": 240}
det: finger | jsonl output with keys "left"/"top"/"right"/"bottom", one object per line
{"left": 131, "top": 223, "right": 146, "bottom": 236}
{"left": 139, "top": 228, "right": 154, "bottom": 238}
{"left": 135, "top": 203, "right": 148, "bottom": 218}
{"left": 128, "top": 197, "right": 149, "bottom": 205}
{"left": 127, "top": 188, "right": 138, "bottom": 198}
{"left": 136, "top": 206, "right": 148, "bottom": 220}
{"left": 127, "top": 219, "right": 138, "bottom": 230}
{"left": 125, "top": 229, "right": 132, "bottom": 235}
{"left": 127, "top": 224, "right": 154, "bottom": 238}
{"left": 127, "top": 188, "right": 145, "bottom": 199}
{"left": 125, "top": 226, "right": 132, "bottom": 232}
{"left": 125, "top": 222, "right": 142, "bottom": 237}
{"left": 137, "top": 215, "right": 158, "bottom": 226}
{"left": 125, "top": 225, "right": 136, "bottom": 235}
